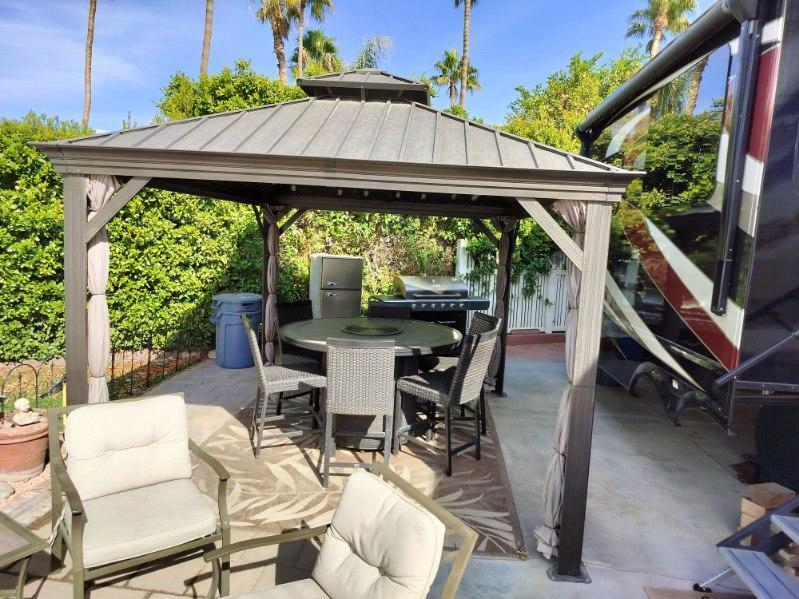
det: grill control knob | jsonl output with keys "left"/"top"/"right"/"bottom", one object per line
{"left": 420, "top": 303, "right": 427, "bottom": 309}
{"left": 458, "top": 303, "right": 465, "bottom": 309}
{"left": 411, "top": 303, "right": 417, "bottom": 310}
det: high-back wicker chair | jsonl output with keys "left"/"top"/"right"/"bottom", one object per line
{"left": 426, "top": 312, "right": 501, "bottom": 435}
{"left": 396, "top": 321, "right": 500, "bottom": 476}
{"left": 367, "top": 302, "right": 412, "bottom": 320}
{"left": 274, "top": 300, "right": 323, "bottom": 416}
{"left": 322, "top": 338, "right": 396, "bottom": 488}
{"left": 243, "top": 314, "right": 326, "bottom": 457}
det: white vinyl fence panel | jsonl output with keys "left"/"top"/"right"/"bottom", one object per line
{"left": 455, "top": 239, "right": 567, "bottom": 333}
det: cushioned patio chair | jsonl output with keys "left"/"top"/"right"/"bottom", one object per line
{"left": 204, "top": 463, "right": 477, "bottom": 599}
{"left": 321, "top": 338, "right": 395, "bottom": 488}
{"left": 243, "top": 314, "right": 326, "bottom": 457}
{"left": 396, "top": 323, "right": 500, "bottom": 476}
{"left": 48, "top": 393, "right": 231, "bottom": 599}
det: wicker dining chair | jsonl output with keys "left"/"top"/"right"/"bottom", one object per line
{"left": 275, "top": 300, "right": 324, "bottom": 416}
{"left": 395, "top": 322, "right": 500, "bottom": 476}
{"left": 367, "top": 302, "right": 412, "bottom": 320}
{"left": 322, "top": 338, "right": 396, "bottom": 488}
{"left": 243, "top": 314, "right": 326, "bottom": 458}
{"left": 425, "top": 312, "right": 501, "bottom": 435}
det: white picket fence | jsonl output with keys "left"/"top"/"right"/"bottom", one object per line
{"left": 455, "top": 239, "right": 568, "bottom": 333}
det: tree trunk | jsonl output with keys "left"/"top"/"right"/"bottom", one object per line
{"left": 297, "top": 2, "right": 305, "bottom": 77}
{"left": 650, "top": 13, "right": 667, "bottom": 57}
{"left": 684, "top": 55, "right": 709, "bottom": 114}
{"left": 200, "top": 0, "right": 214, "bottom": 77}
{"left": 458, "top": 0, "right": 472, "bottom": 108}
{"left": 449, "top": 81, "right": 457, "bottom": 106}
{"left": 82, "top": 0, "right": 97, "bottom": 129}
{"left": 272, "top": 22, "right": 288, "bottom": 83}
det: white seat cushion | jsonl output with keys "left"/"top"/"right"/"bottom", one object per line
{"left": 65, "top": 394, "right": 192, "bottom": 500}
{"left": 70, "top": 478, "right": 218, "bottom": 568}
{"left": 226, "top": 578, "right": 329, "bottom": 598}
{"left": 311, "top": 472, "right": 445, "bottom": 599}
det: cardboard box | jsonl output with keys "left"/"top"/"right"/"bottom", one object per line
{"left": 739, "top": 496, "right": 768, "bottom": 537}
{"left": 746, "top": 482, "right": 795, "bottom": 509}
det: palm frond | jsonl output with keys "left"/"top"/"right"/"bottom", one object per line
{"left": 350, "top": 35, "right": 392, "bottom": 70}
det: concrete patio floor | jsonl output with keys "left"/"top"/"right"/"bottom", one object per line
{"left": 6, "top": 344, "right": 756, "bottom": 598}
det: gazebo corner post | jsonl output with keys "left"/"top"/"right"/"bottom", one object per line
{"left": 552, "top": 201, "right": 613, "bottom": 582}
{"left": 63, "top": 174, "right": 89, "bottom": 405}
{"left": 257, "top": 204, "right": 284, "bottom": 364}
{"left": 492, "top": 218, "right": 518, "bottom": 397}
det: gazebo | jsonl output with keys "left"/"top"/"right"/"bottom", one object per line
{"left": 34, "top": 69, "right": 638, "bottom": 581}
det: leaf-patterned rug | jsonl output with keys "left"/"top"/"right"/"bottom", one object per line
{"left": 195, "top": 398, "right": 526, "bottom": 558}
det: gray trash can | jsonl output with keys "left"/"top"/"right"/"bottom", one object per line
{"left": 210, "top": 293, "right": 262, "bottom": 368}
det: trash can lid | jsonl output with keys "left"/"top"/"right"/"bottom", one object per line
{"left": 212, "top": 292, "right": 262, "bottom": 304}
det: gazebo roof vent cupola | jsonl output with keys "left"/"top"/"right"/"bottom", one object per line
{"left": 297, "top": 69, "right": 431, "bottom": 105}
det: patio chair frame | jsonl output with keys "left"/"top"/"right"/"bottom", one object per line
{"left": 48, "top": 400, "right": 231, "bottom": 599}
{"left": 243, "top": 314, "right": 326, "bottom": 457}
{"left": 202, "top": 462, "right": 478, "bottom": 599}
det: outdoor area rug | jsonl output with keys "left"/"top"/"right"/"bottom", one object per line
{"left": 195, "top": 397, "right": 526, "bottom": 558}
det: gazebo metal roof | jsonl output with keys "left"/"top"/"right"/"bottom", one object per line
{"left": 297, "top": 69, "right": 431, "bottom": 104}
{"left": 34, "top": 77, "right": 636, "bottom": 216}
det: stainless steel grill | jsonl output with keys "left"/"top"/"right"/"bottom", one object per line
{"left": 369, "top": 275, "right": 490, "bottom": 335}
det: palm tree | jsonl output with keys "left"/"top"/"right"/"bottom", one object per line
{"left": 200, "top": 0, "right": 214, "bottom": 77}
{"left": 434, "top": 49, "right": 481, "bottom": 106}
{"left": 684, "top": 55, "right": 709, "bottom": 114}
{"left": 453, "top": 0, "right": 478, "bottom": 109}
{"left": 290, "top": 0, "right": 333, "bottom": 78}
{"left": 291, "top": 28, "right": 341, "bottom": 73}
{"left": 350, "top": 35, "right": 392, "bottom": 69}
{"left": 255, "top": 0, "right": 291, "bottom": 83}
{"left": 82, "top": 0, "right": 97, "bottom": 128}
{"left": 626, "top": 0, "right": 695, "bottom": 57}
{"left": 434, "top": 49, "right": 461, "bottom": 105}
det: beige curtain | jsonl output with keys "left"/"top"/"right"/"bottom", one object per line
{"left": 261, "top": 205, "right": 282, "bottom": 364}
{"left": 534, "top": 199, "right": 585, "bottom": 558}
{"left": 86, "top": 175, "right": 118, "bottom": 403}
{"left": 488, "top": 217, "right": 517, "bottom": 381}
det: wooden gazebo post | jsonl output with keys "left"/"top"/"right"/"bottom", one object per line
{"left": 553, "top": 202, "right": 613, "bottom": 580}
{"left": 63, "top": 174, "right": 89, "bottom": 405}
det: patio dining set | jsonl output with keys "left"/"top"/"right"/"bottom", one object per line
{"left": 245, "top": 300, "right": 502, "bottom": 484}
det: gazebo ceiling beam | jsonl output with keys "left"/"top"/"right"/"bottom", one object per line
{"left": 518, "top": 199, "right": 585, "bottom": 272}
{"left": 279, "top": 208, "right": 307, "bottom": 235}
{"left": 469, "top": 218, "right": 500, "bottom": 248}
{"left": 83, "top": 176, "right": 150, "bottom": 242}
{"left": 39, "top": 148, "right": 630, "bottom": 203}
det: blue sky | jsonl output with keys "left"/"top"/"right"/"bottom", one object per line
{"left": 0, "top": 0, "right": 715, "bottom": 132}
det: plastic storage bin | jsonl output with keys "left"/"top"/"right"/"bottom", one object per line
{"left": 210, "top": 293, "right": 262, "bottom": 368}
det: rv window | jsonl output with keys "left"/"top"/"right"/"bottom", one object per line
{"left": 593, "top": 42, "right": 735, "bottom": 282}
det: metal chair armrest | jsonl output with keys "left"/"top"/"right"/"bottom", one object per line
{"left": 203, "top": 526, "right": 328, "bottom": 563}
{"left": 50, "top": 452, "right": 84, "bottom": 516}
{"left": 189, "top": 440, "right": 230, "bottom": 481}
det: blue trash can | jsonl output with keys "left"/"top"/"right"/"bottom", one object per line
{"left": 210, "top": 293, "right": 262, "bottom": 368}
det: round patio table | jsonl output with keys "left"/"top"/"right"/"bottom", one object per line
{"left": 279, "top": 317, "right": 462, "bottom": 449}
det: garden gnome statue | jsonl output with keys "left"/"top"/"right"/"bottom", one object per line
{"left": 11, "top": 398, "right": 40, "bottom": 426}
